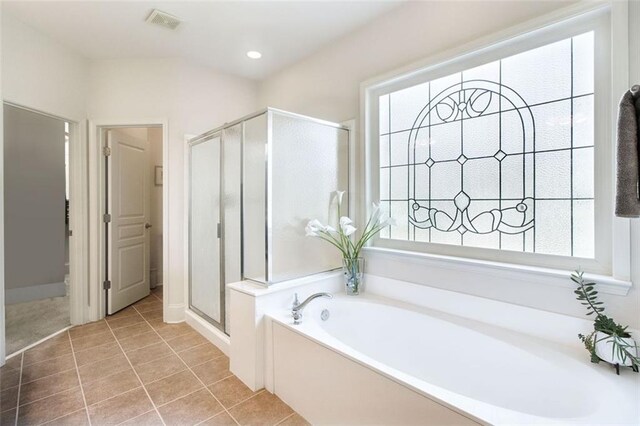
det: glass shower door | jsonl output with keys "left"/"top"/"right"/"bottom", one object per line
{"left": 189, "top": 134, "right": 224, "bottom": 330}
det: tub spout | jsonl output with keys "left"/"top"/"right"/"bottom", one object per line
{"left": 292, "top": 292, "right": 332, "bottom": 324}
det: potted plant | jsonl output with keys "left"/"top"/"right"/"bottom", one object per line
{"left": 305, "top": 191, "right": 394, "bottom": 295}
{"left": 572, "top": 269, "right": 639, "bottom": 374}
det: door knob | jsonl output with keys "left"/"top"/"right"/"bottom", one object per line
{"left": 145, "top": 223, "right": 152, "bottom": 229}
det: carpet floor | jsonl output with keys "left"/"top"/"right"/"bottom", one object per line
{"left": 5, "top": 295, "right": 70, "bottom": 355}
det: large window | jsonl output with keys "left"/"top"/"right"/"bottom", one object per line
{"left": 367, "top": 12, "right": 616, "bottom": 271}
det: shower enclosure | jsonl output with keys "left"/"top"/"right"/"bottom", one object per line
{"left": 188, "top": 108, "right": 350, "bottom": 333}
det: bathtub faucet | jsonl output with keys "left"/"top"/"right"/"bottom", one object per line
{"left": 291, "top": 292, "right": 332, "bottom": 324}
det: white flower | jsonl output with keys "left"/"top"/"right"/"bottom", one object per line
{"left": 370, "top": 203, "right": 394, "bottom": 228}
{"left": 339, "top": 216, "right": 357, "bottom": 236}
{"left": 342, "top": 224, "right": 357, "bottom": 236}
{"left": 370, "top": 203, "right": 382, "bottom": 223}
{"left": 325, "top": 225, "right": 338, "bottom": 236}
{"left": 339, "top": 216, "right": 353, "bottom": 227}
{"left": 380, "top": 215, "right": 396, "bottom": 227}
{"left": 305, "top": 219, "right": 325, "bottom": 237}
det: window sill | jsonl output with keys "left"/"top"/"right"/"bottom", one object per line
{"left": 363, "top": 246, "right": 632, "bottom": 296}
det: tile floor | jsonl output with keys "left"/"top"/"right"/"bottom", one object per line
{"left": 0, "top": 287, "right": 309, "bottom": 426}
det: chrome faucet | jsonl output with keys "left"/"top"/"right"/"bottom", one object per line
{"left": 291, "top": 292, "right": 332, "bottom": 324}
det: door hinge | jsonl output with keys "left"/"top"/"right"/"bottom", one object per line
{"left": 103, "top": 146, "right": 111, "bottom": 157}
{"left": 68, "top": 229, "right": 73, "bottom": 237}
{"left": 103, "top": 280, "right": 111, "bottom": 290}
{"left": 103, "top": 213, "right": 111, "bottom": 223}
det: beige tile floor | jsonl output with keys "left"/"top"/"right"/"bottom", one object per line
{"left": 0, "top": 287, "right": 310, "bottom": 426}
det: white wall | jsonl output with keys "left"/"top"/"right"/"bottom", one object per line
{"left": 1, "top": 10, "right": 86, "bottom": 360}
{"left": 1, "top": 11, "right": 258, "bottom": 326}
{"left": 259, "top": 1, "right": 575, "bottom": 122}
{"left": 258, "top": 0, "right": 640, "bottom": 329}
{"left": 87, "top": 58, "right": 258, "bottom": 321}
{"left": 2, "top": 12, "right": 88, "bottom": 121}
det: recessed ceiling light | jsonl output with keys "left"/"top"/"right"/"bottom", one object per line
{"left": 246, "top": 51, "right": 262, "bottom": 59}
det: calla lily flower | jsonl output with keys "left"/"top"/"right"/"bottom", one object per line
{"left": 339, "top": 217, "right": 357, "bottom": 236}
{"left": 342, "top": 224, "right": 357, "bottom": 236}
{"left": 305, "top": 219, "right": 325, "bottom": 236}
{"left": 305, "top": 191, "right": 396, "bottom": 260}
{"left": 325, "top": 225, "right": 338, "bottom": 236}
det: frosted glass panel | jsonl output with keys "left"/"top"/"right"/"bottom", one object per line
{"left": 189, "top": 136, "right": 221, "bottom": 322}
{"left": 243, "top": 113, "right": 268, "bottom": 283}
{"left": 222, "top": 124, "right": 242, "bottom": 333}
{"left": 379, "top": 32, "right": 594, "bottom": 258}
{"left": 270, "top": 112, "right": 349, "bottom": 282}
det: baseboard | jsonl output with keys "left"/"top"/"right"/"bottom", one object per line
{"left": 164, "top": 303, "right": 185, "bottom": 323}
{"left": 185, "top": 309, "right": 230, "bottom": 356}
{"left": 5, "top": 281, "right": 67, "bottom": 304}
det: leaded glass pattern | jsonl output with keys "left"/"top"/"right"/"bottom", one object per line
{"left": 378, "top": 32, "right": 595, "bottom": 258}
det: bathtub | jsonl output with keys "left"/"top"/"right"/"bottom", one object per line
{"left": 266, "top": 290, "right": 640, "bottom": 425}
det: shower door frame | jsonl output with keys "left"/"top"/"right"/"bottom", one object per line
{"left": 187, "top": 108, "right": 352, "bottom": 334}
{"left": 187, "top": 130, "right": 226, "bottom": 333}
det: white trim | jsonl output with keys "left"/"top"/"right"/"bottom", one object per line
{"left": 185, "top": 309, "right": 230, "bottom": 356}
{"left": 365, "top": 246, "right": 631, "bottom": 296}
{"left": 183, "top": 135, "right": 195, "bottom": 326}
{"left": 360, "top": 1, "right": 609, "bottom": 92}
{"left": 87, "top": 118, "right": 170, "bottom": 322}
{"left": 341, "top": 119, "right": 359, "bottom": 229}
{"left": 0, "top": 102, "right": 86, "bottom": 362}
{"left": 610, "top": 0, "right": 631, "bottom": 281}
{"left": 360, "top": 1, "right": 631, "bottom": 281}
{"left": 69, "top": 119, "right": 87, "bottom": 326}
{"left": 5, "top": 281, "right": 67, "bottom": 304}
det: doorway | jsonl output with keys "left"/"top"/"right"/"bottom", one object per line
{"left": 102, "top": 126, "right": 164, "bottom": 315}
{"left": 3, "top": 104, "right": 71, "bottom": 355}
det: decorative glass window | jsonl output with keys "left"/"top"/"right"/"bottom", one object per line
{"left": 378, "top": 32, "right": 594, "bottom": 258}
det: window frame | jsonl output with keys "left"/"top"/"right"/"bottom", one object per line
{"left": 362, "top": 5, "right": 623, "bottom": 277}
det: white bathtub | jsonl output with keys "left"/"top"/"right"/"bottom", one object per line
{"left": 266, "top": 290, "right": 640, "bottom": 425}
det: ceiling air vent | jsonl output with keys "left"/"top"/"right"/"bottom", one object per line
{"left": 146, "top": 9, "right": 182, "bottom": 30}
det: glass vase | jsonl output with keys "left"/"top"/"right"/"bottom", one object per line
{"left": 343, "top": 257, "right": 364, "bottom": 296}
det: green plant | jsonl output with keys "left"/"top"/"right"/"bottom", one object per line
{"left": 572, "top": 269, "right": 639, "bottom": 369}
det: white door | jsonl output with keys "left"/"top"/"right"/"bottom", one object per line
{"left": 107, "top": 129, "right": 151, "bottom": 314}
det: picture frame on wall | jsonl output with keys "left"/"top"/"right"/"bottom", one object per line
{"left": 155, "top": 166, "right": 163, "bottom": 186}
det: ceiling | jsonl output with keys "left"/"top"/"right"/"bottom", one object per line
{"left": 3, "top": 1, "right": 403, "bottom": 80}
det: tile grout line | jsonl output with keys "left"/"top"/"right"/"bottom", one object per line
{"left": 274, "top": 412, "right": 296, "bottom": 426}
{"left": 195, "top": 388, "right": 269, "bottom": 425}
{"left": 16, "top": 367, "right": 160, "bottom": 417}
{"left": 130, "top": 351, "right": 230, "bottom": 389}
{"left": 103, "top": 316, "right": 167, "bottom": 426}
{"left": 42, "top": 408, "right": 87, "bottom": 426}
{"left": 131, "top": 304, "right": 242, "bottom": 426}
{"left": 66, "top": 330, "right": 92, "bottom": 426}
{"left": 18, "top": 366, "right": 78, "bottom": 387}
{"left": 225, "top": 389, "right": 266, "bottom": 411}
{"left": 13, "top": 352, "right": 24, "bottom": 426}
{"left": 114, "top": 408, "right": 156, "bottom": 425}
{"left": 15, "top": 384, "right": 82, "bottom": 411}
